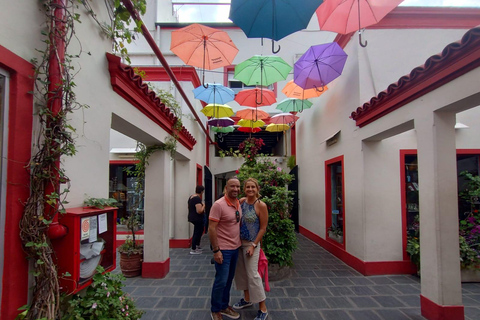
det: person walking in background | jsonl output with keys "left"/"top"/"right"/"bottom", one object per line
{"left": 188, "top": 185, "right": 205, "bottom": 255}
{"left": 208, "top": 177, "right": 242, "bottom": 320}
{"left": 233, "top": 178, "right": 269, "bottom": 320}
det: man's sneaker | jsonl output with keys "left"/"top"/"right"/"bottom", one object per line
{"left": 196, "top": 246, "right": 203, "bottom": 251}
{"left": 190, "top": 248, "right": 202, "bottom": 255}
{"left": 220, "top": 306, "right": 240, "bottom": 319}
{"left": 254, "top": 310, "right": 268, "bottom": 320}
{"left": 233, "top": 298, "right": 253, "bottom": 310}
{"left": 211, "top": 312, "right": 222, "bottom": 320}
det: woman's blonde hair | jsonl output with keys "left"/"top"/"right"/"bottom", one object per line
{"left": 243, "top": 177, "right": 261, "bottom": 198}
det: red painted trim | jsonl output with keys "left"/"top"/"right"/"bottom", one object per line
{"left": 196, "top": 164, "right": 203, "bottom": 187}
{"left": 300, "top": 226, "right": 417, "bottom": 276}
{"left": 109, "top": 160, "right": 139, "bottom": 165}
{"left": 142, "top": 258, "right": 170, "bottom": 278}
{"left": 140, "top": 66, "right": 201, "bottom": 88}
{"left": 335, "top": 33, "right": 354, "bottom": 49}
{"left": 351, "top": 27, "right": 480, "bottom": 127}
{"left": 106, "top": 53, "right": 196, "bottom": 150}
{"left": 370, "top": 7, "right": 480, "bottom": 30}
{"left": 169, "top": 238, "right": 191, "bottom": 248}
{"left": 291, "top": 125, "right": 296, "bottom": 156}
{"left": 117, "top": 230, "right": 144, "bottom": 235}
{"left": 400, "top": 149, "right": 418, "bottom": 261}
{"left": 420, "top": 295, "right": 464, "bottom": 320}
{"left": 457, "top": 149, "right": 480, "bottom": 155}
{"left": 325, "top": 156, "right": 346, "bottom": 249}
{"left": 0, "top": 45, "right": 34, "bottom": 320}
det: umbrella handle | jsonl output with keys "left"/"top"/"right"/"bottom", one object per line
{"left": 272, "top": 40, "right": 280, "bottom": 54}
{"left": 314, "top": 85, "right": 325, "bottom": 93}
{"left": 359, "top": 32, "right": 368, "bottom": 48}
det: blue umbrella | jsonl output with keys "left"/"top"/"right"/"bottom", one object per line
{"left": 229, "top": 0, "right": 323, "bottom": 53}
{"left": 193, "top": 83, "right": 235, "bottom": 105}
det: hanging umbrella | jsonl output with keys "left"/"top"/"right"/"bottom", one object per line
{"left": 238, "top": 119, "right": 266, "bottom": 128}
{"left": 270, "top": 112, "right": 299, "bottom": 124}
{"left": 276, "top": 98, "right": 313, "bottom": 113}
{"left": 170, "top": 23, "right": 239, "bottom": 85}
{"left": 235, "top": 88, "right": 277, "bottom": 107}
{"left": 229, "top": 0, "right": 323, "bottom": 53}
{"left": 235, "top": 55, "right": 292, "bottom": 87}
{"left": 316, "top": 0, "right": 403, "bottom": 47}
{"left": 282, "top": 80, "right": 328, "bottom": 99}
{"left": 201, "top": 104, "right": 234, "bottom": 118}
{"left": 211, "top": 126, "right": 235, "bottom": 133}
{"left": 193, "top": 83, "right": 235, "bottom": 105}
{"left": 265, "top": 123, "right": 290, "bottom": 132}
{"left": 238, "top": 127, "right": 262, "bottom": 133}
{"left": 207, "top": 117, "right": 235, "bottom": 127}
{"left": 294, "top": 42, "right": 348, "bottom": 90}
{"left": 236, "top": 107, "right": 269, "bottom": 120}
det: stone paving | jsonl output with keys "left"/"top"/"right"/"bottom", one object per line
{"left": 117, "top": 234, "right": 480, "bottom": 320}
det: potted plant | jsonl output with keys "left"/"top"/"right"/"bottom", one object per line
{"left": 328, "top": 225, "right": 344, "bottom": 244}
{"left": 118, "top": 213, "right": 144, "bottom": 278}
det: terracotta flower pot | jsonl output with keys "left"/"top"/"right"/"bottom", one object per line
{"left": 120, "top": 252, "right": 143, "bottom": 277}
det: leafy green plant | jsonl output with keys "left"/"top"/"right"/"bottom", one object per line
{"left": 287, "top": 155, "right": 296, "bottom": 170}
{"left": 237, "top": 152, "right": 297, "bottom": 267}
{"left": 60, "top": 266, "right": 144, "bottom": 319}
{"left": 328, "top": 225, "right": 343, "bottom": 237}
{"left": 84, "top": 197, "right": 118, "bottom": 209}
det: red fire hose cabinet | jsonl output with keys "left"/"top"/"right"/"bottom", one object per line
{"left": 52, "top": 206, "right": 117, "bottom": 294}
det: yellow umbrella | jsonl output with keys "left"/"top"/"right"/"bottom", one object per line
{"left": 265, "top": 123, "right": 290, "bottom": 132}
{"left": 238, "top": 119, "right": 265, "bottom": 128}
{"left": 200, "top": 104, "right": 234, "bottom": 118}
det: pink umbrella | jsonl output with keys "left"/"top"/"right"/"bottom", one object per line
{"left": 316, "top": 0, "right": 403, "bottom": 47}
{"left": 270, "top": 113, "right": 299, "bottom": 125}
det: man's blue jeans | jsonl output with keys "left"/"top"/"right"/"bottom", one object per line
{"left": 211, "top": 248, "right": 239, "bottom": 312}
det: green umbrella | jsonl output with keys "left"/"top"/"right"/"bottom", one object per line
{"left": 211, "top": 126, "right": 235, "bottom": 133}
{"left": 276, "top": 98, "right": 313, "bottom": 113}
{"left": 234, "top": 55, "right": 292, "bottom": 86}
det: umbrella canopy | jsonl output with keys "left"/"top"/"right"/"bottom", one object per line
{"left": 211, "top": 126, "right": 235, "bottom": 133}
{"left": 276, "top": 98, "right": 313, "bottom": 113}
{"left": 201, "top": 104, "right": 234, "bottom": 118}
{"left": 316, "top": 0, "right": 403, "bottom": 46}
{"left": 270, "top": 112, "right": 299, "bottom": 124}
{"left": 235, "top": 88, "right": 277, "bottom": 107}
{"left": 265, "top": 123, "right": 290, "bottom": 132}
{"left": 238, "top": 127, "right": 262, "bottom": 133}
{"left": 235, "top": 55, "right": 292, "bottom": 87}
{"left": 229, "top": 0, "right": 323, "bottom": 42}
{"left": 236, "top": 107, "right": 269, "bottom": 120}
{"left": 207, "top": 117, "right": 235, "bottom": 127}
{"left": 170, "top": 23, "right": 238, "bottom": 70}
{"left": 294, "top": 42, "right": 348, "bottom": 89}
{"left": 282, "top": 80, "right": 328, "bottom": 99}
{"left": 193, "top": 83, "right": 235, "bottom": 105}
{"left": 238, "top": 119, "right": 266, "bottom": 128}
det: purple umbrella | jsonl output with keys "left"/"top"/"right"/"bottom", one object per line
{"left": 207, "top": 117, "right": 235, "bottom": 127}
{"left": 294, "top": 42, "right": 348, "bottom": 89}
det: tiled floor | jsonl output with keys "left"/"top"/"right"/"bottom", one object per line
{"left": 117, "top": 234, "right": 480, "bottom": 320}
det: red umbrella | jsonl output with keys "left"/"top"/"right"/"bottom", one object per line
{"left": 238, "top": 127, "right": 262, "bottom": 133}
{"left": 316, "top": 0, "right": 403, "bottom": 47}
{"left": 235, "top": 88, "right": 277, "bottom": 107}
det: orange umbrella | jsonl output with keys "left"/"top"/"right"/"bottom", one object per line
{"left": 236, "top": 107, "right": 269, "bottom": 120}
{"left": 235, "top": 88, "right": 276, "bottom": 107}
{"left": 282, "top": 80, "right": 328, "bottom": 100}
{"left": 170, "top": 23, "right": 239, "bottom": 85}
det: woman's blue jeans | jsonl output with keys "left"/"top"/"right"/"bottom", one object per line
{"left": 211, "top": 248, "right": 239, "bottom": 312}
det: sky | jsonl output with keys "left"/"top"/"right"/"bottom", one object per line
{"left": 173, "top": 0, "right": 480, "bottom": 23}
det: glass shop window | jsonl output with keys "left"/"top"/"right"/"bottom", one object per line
{"left": 326, "top": 158, "right": 344, "bottom": 245}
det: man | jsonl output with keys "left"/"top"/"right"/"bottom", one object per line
{"left": 208, "top": 177, "right": 241, "bottom": 320}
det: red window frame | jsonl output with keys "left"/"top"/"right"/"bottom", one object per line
{"left": 325, "top": 155, "right": 345, "bottom": 249}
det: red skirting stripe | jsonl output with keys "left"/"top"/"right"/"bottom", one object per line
{"left": 169, "top": 238, "right": 191, "bottom": 248}
{"left": 420, "top": 295, "right": 464, "bottom": 320}
{"left": 142, "top": 258, "right": 170, "bottom": 278}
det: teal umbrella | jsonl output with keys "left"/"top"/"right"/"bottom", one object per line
{"left": 234, "top": 55, "right": 292, "bottom": 87}
{"left": 211, "top": 126, "right": 235, "bottom": 133}
{"left": 276, "top": 98, "right": 313, "bottom": 113}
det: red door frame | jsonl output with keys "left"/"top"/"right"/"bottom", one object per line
{"left": 196, "top": 164, "right": 203, "bottom": 187}
{"left": 325, "top": 155, "right": 346, "bottom": 249}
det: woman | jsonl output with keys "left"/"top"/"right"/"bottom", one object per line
{"left": 188, "top": 185, "right": 205, "bottom": 255}
{"left": 233, "top": 178, "right": 269, "bottom": 320}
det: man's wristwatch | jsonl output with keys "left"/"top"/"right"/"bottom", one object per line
{"left": 251, "top": 243, "right": 257, "bottom": 248}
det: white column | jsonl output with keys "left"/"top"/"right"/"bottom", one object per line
{"left": 416, "top": 110, "right": 462, "bottom": 306}
{"left": 174, "top": 160, "right": 191, "bottom": 240}
{"left": 143, "top": 150, "right": 170, "bottom": 263}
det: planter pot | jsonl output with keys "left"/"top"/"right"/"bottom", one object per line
{"left": 268, "top": 263, "right": 291, "bottom": 282}
{"left": 461, "top": 268, "right": 480, "bottom": 282}
{"left": 120, "top": 252, "right": 143, "bottom": 277}
{"left": 328, "top": 231, "right": 343, "bottom": 244}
